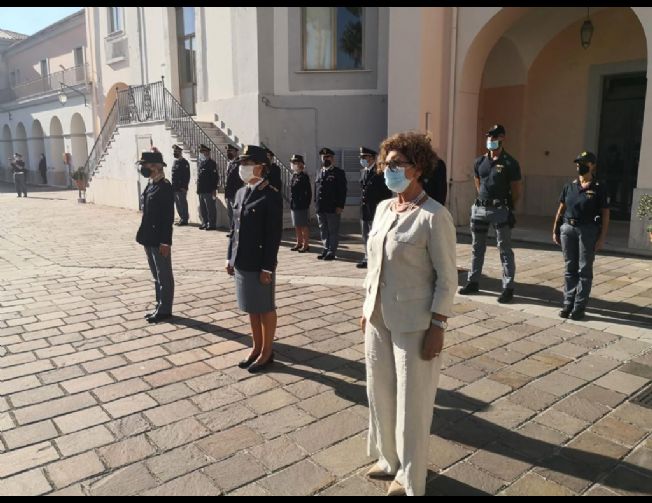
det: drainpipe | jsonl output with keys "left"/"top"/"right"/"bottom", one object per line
{"left": 137, "top": 7, "right": 146, "bottom": 85}
{"left": 446, "top": 6, "right": 458, "bottom": 215}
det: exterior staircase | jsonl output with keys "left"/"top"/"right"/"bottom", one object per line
{"left": 84, "top": 80, "right": 295, "bottom": 228}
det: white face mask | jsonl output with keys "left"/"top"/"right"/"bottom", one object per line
{"left": 199, "top": 153, "right": 207, "bottom": 162}
{"left": 239, "top": 164, "right": 257, "bottom": 183}
{"left": 291, "top": 163, "right": 302, "bottom": 172}
{"left": 360, "top": 159, "right": 369, "bottom": 169}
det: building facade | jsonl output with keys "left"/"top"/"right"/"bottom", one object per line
{"left": 0, "top": 10, "right": 93, "bottom": 187}
{"left": 84, "top": 7, "right": 652, "bottom": 251}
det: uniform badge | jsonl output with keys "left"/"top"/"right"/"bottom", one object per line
{"left": 496, "top": 164, "right": 505, "bottom": 173}
{"left": 585, "top": 190, "right": 595, "bottom": 199}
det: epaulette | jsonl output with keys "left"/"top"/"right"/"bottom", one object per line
{"left": 258, "top": 180, "right": 270, "bottom": 190}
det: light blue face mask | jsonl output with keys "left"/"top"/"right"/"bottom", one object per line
{"left": 384, "top": 167, "right": 411, "bottom": 193}
{"left": 360, "top": 159, "right": 369, "bottom": 169}
{"left": 486, "top": 139, "right": 501, "bottom": 151}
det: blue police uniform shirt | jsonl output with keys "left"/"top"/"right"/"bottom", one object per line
{"left": 559, "top": 178, "right": 609, "bottom": 224}
{"left": 473, "top": 150, "right": 521, "bottom": 201}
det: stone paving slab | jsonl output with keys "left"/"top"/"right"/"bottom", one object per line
{"left": 0, "top": 186, "right": 651, "bottom": 495}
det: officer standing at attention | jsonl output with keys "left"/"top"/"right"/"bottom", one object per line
{"left": 136, "top": 151, "right": 175, "bottom": 323}
{"left": 289, "top": 154, "right": 312, "bottom": 253}
{"left": 552, "top": 151, "right": 610, "bottom": 320}
{"left": 459, "top": 124, "right": 522, "bottom": 303}
{"left": 224, "top": 143, "right": 243, "bottom": 236}
{"left": 358, "top": 146, "right": 392, "bottom": 269}
{"left": 265, "top": 148, "right": 283, "bottom": 192}
{"left": 11, "top": 153, "right": 27, "bottom": 197}
{"left": 315, "top": 147, "right": 348, "bottom": 261}
{"left": 171, "top": 144, "right": 190, "bottom": 226}
{"left": 196, "top": 143, "right": 219, "bottom": 230}
{"left": 226, "top": 145, "right": 283, "bottom": 373}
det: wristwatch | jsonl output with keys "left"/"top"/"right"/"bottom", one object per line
{"left": 431, "top": 319, "right": 448, "bottom": 330}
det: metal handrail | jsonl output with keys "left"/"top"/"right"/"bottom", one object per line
{"left": 83, "top": 99, "right": 118, "bottom": 185}
{"left": 161, "top": 86, "right": 229, "bottom": 191}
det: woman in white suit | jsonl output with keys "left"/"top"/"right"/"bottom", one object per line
{"left": 360, "top": 131, "right": 457, "bottom": 496}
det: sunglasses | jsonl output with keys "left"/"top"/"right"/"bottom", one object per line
{"left": 378, "top": 160, "right": 414, "bottom": 172}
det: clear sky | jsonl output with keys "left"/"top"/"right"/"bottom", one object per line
{"left": 0, "top": 7, "right": 83, "bottom": 37}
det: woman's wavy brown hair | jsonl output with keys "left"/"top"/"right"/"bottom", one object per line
{"left": 377, "top": 131, "right": 439, "bottom": 181}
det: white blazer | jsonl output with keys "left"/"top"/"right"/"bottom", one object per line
{"left": 362, "top": 197, "right": 458, "bottom": 333}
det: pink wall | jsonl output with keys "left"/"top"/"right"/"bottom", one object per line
{"left": 477, "top": 84, "right": 526, "bottom": 163}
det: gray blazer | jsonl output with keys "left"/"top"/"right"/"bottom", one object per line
{"left": 362, "top": 197, "right": 458, "bottom": 332}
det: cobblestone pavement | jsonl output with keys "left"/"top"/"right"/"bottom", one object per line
{"left": 1, "top": 184, "right": 651, "bottom": 496}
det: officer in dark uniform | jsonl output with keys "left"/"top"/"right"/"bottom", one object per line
{"left": 552, "top": 151, "right": 610, "bottom": 320}
{"left": 289, "top": 154, "right": 312, "bottom": 252}
{"left": 196, "top": 143, "right": 219, "bottom": 230}
{"left": 136, "top": 151, "right": 175, "bottom": 323}
{"left": 358, "top": 146, "right": 391, "bottom": 268}
{"left": 422, "top": 158, "right": 448, "bottom": 205}
{"left": 459, "top": 124, "right": 522, "bottom": 303}
{"left": 226, "top": 145, "right": 283, "bottom": 373}
{"left": 171, "top": 144, "right": 190, "bottom": 225}
{"left": 265, "top": 148, "right": 283, "bottom": 192}
{"left": 315, "top": 147, "right": 348, "bottom": 260}
{"left": 224, "top": 143, "right": 243, "bottom": 236}
{"left": 11, "top": 153, "right": 27, "bottom": 197}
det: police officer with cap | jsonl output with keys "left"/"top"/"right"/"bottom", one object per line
{"left": 289, "top": 153, "right": 312, "bottom": 252}
{"left": 358, "top": 145, "right": 391, "bottom": 268}
{"left": 136, "top": 151, "right": 175, "bottom": 323}
{"left": 224, "top": 143, "right": 243, "bottom": 236}
{"left": 226, "top": 145, "right": 283, "bottom": 373}
{"left": 196, "top": 143, "right": 219, "bottom": 230}
{"left": 11, "top": 153, "right": 27, "bottom": 197}
{"left": 171, "top": 144, "right": 190, "bottom": 225}
{"left": 552, "top": 151, "right": 610, "bottom": 320}
{"left": 459, "top": 124, "right": 522, "bottom": 303}
{"left": 265, "top": 148, "right": 283, "bottom": 192}
{"left": 315, "top": 147, "right": 348, "bottom": 260}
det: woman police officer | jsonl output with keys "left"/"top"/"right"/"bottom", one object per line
{"left": 552, "top": 151, "right": 610, "bottom": 320}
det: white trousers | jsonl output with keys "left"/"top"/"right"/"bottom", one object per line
{"left": 365, "top": 302, "right": 442, "bottom": 496}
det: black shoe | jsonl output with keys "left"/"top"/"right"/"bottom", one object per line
{"left": 317, "top": 251, "right": 328, "bottom": 260}
{"left": 356, "top": 261, "right": 367, "bottom": 269}
{"left": 248, "top": 353, "right": 274, "bottom": 373}
{"left": 570, "top": 308, "right": 585, "bottom": 321}
{"left": 238, "top": 353, "right": 260, "bottom": 369}
{"left": 144, "top": 311, "right": 157, "bottom": 319}
{"left": 290, "top": 244, "right": 302, "bottom": 251}
{"left": 226, "top": 232, "right": 233, "bottom": 238}
{"left": 298, "top": 245, "right": 310, "bottom": 253}
{"left": 198, "top": 224, "right": 207, "bottom": 230}
{"left": 559, "top": 306, "right": 573, "bottom": 319}
{"left": 175, "top": 221, "right": 188, "bottom": 226}
{"left": 323, "top": 253, "right": 335, "bottom": 261}
{"left": 206, "top": 226, "right": 217, "bottom": 231}
{"left": 147, "top": 312, "right": 172, "bottom": 323}
{"left": 458, "top": 282, "right": 479, "bottom": 295}
{"left": 497, "top": 288, "right": 514, "bottom": 304}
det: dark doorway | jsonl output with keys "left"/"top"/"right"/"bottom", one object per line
{"left": 597, "top": 72, "right": 646, "bottom": 221}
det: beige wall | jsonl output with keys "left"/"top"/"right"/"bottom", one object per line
{"left": 4, "top": 16, "right": 85, "bottom": 84}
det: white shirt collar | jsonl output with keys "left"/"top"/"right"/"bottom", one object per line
{"left": 247, "top": 178, "right": 264, "bottom": 189}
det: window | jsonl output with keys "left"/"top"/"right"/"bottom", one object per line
{"left": 176, "top": 7, "right": 196, "bottom": 85}
{"left": 74, "top": 47, "right": 84, "bottom": 67}
{"left": 303, "top": 7, "right": 363, "bottom": 71}
{"left": 108, "top": 7, "right": 122, "bottom": 33}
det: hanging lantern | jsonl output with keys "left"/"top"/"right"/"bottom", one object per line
{"left": 581, "top": 8, "right": 594, "bottom": 49}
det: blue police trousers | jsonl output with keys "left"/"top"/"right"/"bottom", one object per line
{"left": 467, "top": 204, "right": 515, "bottom": 289}
{"left": 174, "top": 190, "right": 189, "bottom": 223}
{"left": 145, "top": 246, "right": 174, "bottom": 315}
{"left": 560, "top": 223, "right": 599, "bottom": 310}
{"left": 317, "top": 212, "right": 341, "bottom": 254}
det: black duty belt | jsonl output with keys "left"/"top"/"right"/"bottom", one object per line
{"left": 476, "top": 198, "right": 510, "bottom": 208}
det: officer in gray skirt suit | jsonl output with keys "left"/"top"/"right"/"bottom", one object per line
{"left": 226, "top": 145, "right": 283, "bottom": 373}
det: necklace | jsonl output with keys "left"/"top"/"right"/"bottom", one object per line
{"left": 392, "top": 190, "right": 427, "bottom": 213}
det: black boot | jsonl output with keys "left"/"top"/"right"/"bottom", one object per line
{"left": 497, "top": 288, "right": 514, "bottom": 304}
{"left": 458, "top": 282, "right": 479, "bottom": 295}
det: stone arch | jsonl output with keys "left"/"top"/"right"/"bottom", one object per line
{"left": 30, "top": 120, "right": 47, "bottom": 183}
{"left": 70, "top": 113, "right": 88, "bottom": 172}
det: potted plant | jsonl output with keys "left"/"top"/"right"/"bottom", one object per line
{"left": 71, "top": 166, "right": 88, "bottom": 191}
{"left": 636, "top": 194, "right": 652, "bottom": 243}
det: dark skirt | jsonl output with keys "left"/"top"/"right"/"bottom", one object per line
{"left": 291, "top": 208, "right": 309, "bottom": 227}
{"left": 234, "top": 268, "right": 276, "bottom": 313}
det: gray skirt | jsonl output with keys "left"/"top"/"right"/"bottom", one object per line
{"left": 291, "top": 209, "right": 309, "bottom": 227}
{"left": 234, "top": 268, "right": 276, "bottom": 313}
